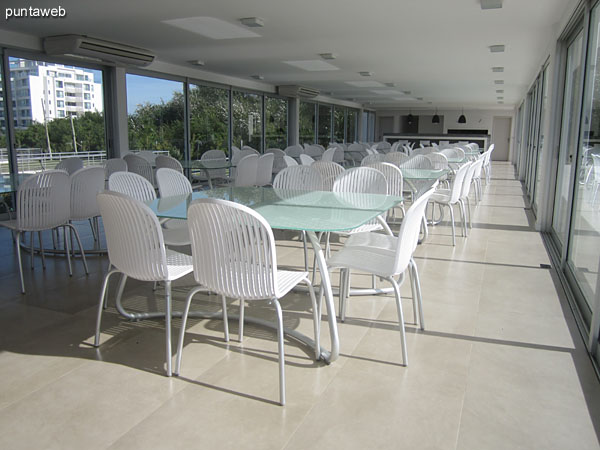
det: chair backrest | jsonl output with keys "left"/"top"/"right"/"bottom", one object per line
{"left": 333, "top": 167, "right": 387, "bottom": 195}
{"left": 55, "top": 157, "right": 84, "bottom": 175}
{"left": 304, "top": 145, "right": 324, "bottom": 159}
{"left": 187, "top": 198, "right": 280, "bottom": 299}
{"left": 284, "top": 144, "right": 303, "bottom": 158}
{"left": 70, "top": 166, "right": 105, "bottom": 221}
{"left": 332, "top": 147, "right": 345, "bottom": 164}
{"left": 104, "top": 158, "right": 127, "bottom": 180}
{"left": 399, "top": 155, "right": 434, "bottom": 169}
{"left": 155, "top": 155, "right": 184, "bottom": 174}
{"left": 425, "top": 153, "right": 449, "bottom": 170}
{"left": 265, "top": 148, "right": 286, "bottom": 174}
{"left": 123, "top": 153, "right": 154, "bottom": 186}
{"left": 283, "top": 155, "right": 299, "bottom": 167}
{"left": 97, "top": 191, "right": 168, "bottom": 281}
{"left": 256, "top": 153, "right": 275, "bottom": 186}
{"left": 392, "top": 183, "right": 437, "bottom": 274}
{"left": 322, "top": 148, "right": 336, "bottom": 162}
{"left": 108, "top": 171, "right": 156, "bottom": 202}
{"left": 241, "top": 145, "right": 257, "bottom": 152}
{"left": 384, "top": 151, "right": 410, "bottom": 167}
{"left": 361, "top": 153, "right": 385, "bottom": 166}
{"left": 472, "top": 155, "right": 485, "bottom": 179}
{"left": 135, "top": 150, "right": 158, "bottom": 163}
{"left": 460, "top": 160, "right": 478, "bottom": 199}
{"left": 365, "top": 162, "right": 403, "bottom": 197}
{"left": 273, "top": 165, "right": 323, "bottom": 190}
{"left": 375, "top": 141, "right": 392, "bottom": 153}
{"left": 156, "top": 167, "right": 192, "bottom": 198}
{"left": 16, "top": 170, "right": 70, "bottom": 231}
{"left": 299, "top": 154, "right": 315, "bottom": 166}
{"left": 449, "top": 161, "right": 472, "bottom": 203}
{"left": 200, "top": 149, "right": 228, "bottom": 180}
{"left": 234, "top": 154, "right": 259, "bottom": 187}
{"left": 202, "top": 149, "right": 227, "bottom": 160}
{"left": 311, "top": 161, "right": 345, "bottom": 191}
{"left": 232, "top": 148, "right": 260, "bottom": 166}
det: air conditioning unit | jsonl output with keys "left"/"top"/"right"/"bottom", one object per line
{"left": 277, "top": 85, "right": 320, "bottom": 98}
{"left": 43, "top": 35, "right": 155, "bottom": 67}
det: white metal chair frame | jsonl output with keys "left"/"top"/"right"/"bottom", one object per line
{"left": 70, "top": 166, "right": 105, "bottom": 242}
{"left": 175, "top": 198, "right": 320, "bottom": 406}
{"left": 93, "top": 191, "right": 193, "bottom": 377}
{"left": 234, "top": 154, "right": 259, "bottom": 187}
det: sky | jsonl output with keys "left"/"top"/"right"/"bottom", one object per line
{"left": 125, "top": 74, "right": 182, "bottom": 114}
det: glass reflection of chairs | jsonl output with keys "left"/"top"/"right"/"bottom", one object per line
{"left": 175, "top": 198, "right": 320, "bottom": 406}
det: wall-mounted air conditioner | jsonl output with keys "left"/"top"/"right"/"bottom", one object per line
{"left": 43, "top": 35, "right": 155, "bottom": 67}
{"left": 277, "top": 85, "right": 320, "bottom": 98}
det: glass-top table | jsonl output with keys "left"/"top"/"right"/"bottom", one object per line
{"left": 180, "top": 160, "right": 233, "bottom": 189}
{"left": 148, "top": 186, "right": 403, "bottom": 364}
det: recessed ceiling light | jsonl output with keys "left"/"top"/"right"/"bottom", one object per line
{"left": 496, "top": 89, "right": 504, "bottom": 93}
{"left": 319, "top": 53, "right": 336, "bottom": 60}
{"left": 163, "top": 16, "right": 261, "bottom": 40}
{"left": 345, "top": 80, "right": 385, "bottom": 88}
{"left": 497, "top": 96, "right": 504, "bottom": 100}
{"left": 489, "top": 45, "right": 505, "bottom": 53}
{"left": 385, "top": 82, "right": 396, "bottom": 87}
{"left": 371, "top": 89, "right": 403, "bottom": 95}
{"left": 251, "top": 74, "right": 264, "bottom": 80}
{"left": 416, "top": 97, "right": 423, "bottom": 101}
{"left": 481, "top": 0, "right": 503, "bottom": 10}
{"left": 492, "top": 66, "right": 504, "bottom": 72}
{"left": 403, "top": 90, "right": 412, "bottom": 95}
{"left": 359, "top": 71, "right": 373, "bottom": 77}
{"left": 283, "top": 60, "right": 339, "bottom": 71}
{"left": 188, "top": 60, "right": 205, "bottom": 66}
{"left": 239, "top": 17, "right": 264, "bottom": 28}
{"left": 498, "top": 101, "right": 504, "bottom": 104}
{"left": 494, "top": 80, "right": 504, "bottom": 85}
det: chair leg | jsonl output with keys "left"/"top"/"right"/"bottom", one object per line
{"left": 304, "top": 277, "right": 321, "bottom": 360}
{"left": 175, "top": 286, "right": 205, "bottom": 375}
{"left": 388, "top": 277, "right": 408, "bottom": 366}
{"left": 341, "top": 269, "right": 351, "bottom": 322}
{"left": 15, "top": 231, "right": 25, "bottom": 294}
{"left": 465, "top": 197, "right": 472, "bottom": 230}
{"left": 273, "top": 298, "right": 286, "bottom": 406}
{"left": 94, "top": 269, "right": 118, "bottom": 346}
{"left": 301, "top": 231, "right": 308, "bottom": 272}
{"left": 30, "top": 231, "right": 34, "bottom": 269}
{"left": 449, "top": 204, "right": 456, "bottom": 246}
{"left": 38, "top": 231, "right": 46, "bottom": 269}
{"left": 66, "top": 223, "right": 89, "bottom": 274}
{"left": 239, "top": 300, "right": 245, "bottom": 342}
{"left": 164, "top": 280, "right": 172, "bottom": 377}
{"left": 409, "top": 264, "right": 418, "bottom": 326}
{"left": 410, "top": 258, "right": 425, "bottom": 330}
{"left": 64, "top": 226, "right": 73, "bottom": 276}
{"left": 221, "top": 295, "right": 229, "bottom": 342}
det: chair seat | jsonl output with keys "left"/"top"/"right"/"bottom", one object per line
{"left": 0, "top": 219, "right": 18, "bottom": 230}
{"left": 345, "top": 231, "right": 397, "bottom": 253}
{"left": 431, "top": 190, "right": 451, "bottom": 203}
{"left": 276, "top": 270, "right": 309, "bottom": 297}
{"left": 162, "top": 225, "right": 191, "bottom": 247}
{"left": 335, "top": 222, "right": 383, "bottom": 236}
{"left": 327, "top": 245, "right": 396, "bottom": 278}
{"left": 165, "top": 249, "right": 193, "bottom": 280}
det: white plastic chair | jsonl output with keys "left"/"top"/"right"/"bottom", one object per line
{"left": 155, "top": 168, "right": 193, "bottom": 246}
{"left": 93, "top": 191, "right": 193, "bottom": 377}
{"left": 361, "top": 153, "right": 385, "bottom": 166}
{"left": 123, "top": 153, "right": 155, "bottom": 187}
{"left": 284, "top": 145, "right": 303, "bottom": 159}
{"left": 104, "top": 158, "right": 127, "bottom": 181}
{"left": 483, "top": 144, "right": 495, "bottom": 183}
{"left": 321, "top": 148, "right": 336, "bottom": 162}
{"left": 256, "top": 153, "right": 275, "bottom": 186}
{"left": 299, "top": 154, "right": 315, "bottom": 166}
{"left": 311, "top": 161, "right": 345, "bottom": 191}
{"left": 304, "top": 145, "right": 324, "bottom": 160}
{"left": 399, "top": 155, "right": 434, "bottom": 169}
{"left": 459, "top": 160, "right": 479, "bottom": 232}
{"left": 109, "top": 171, "right": 156, "bottom": 202}
{"left": 283, "top": 155, "right": 298, "bottom": 167}
{"left": 56, "top": 157, "right": 84, "bottom": 175}
{"left": 365, "top": 162, "right": 405, "bottom": 219}
{"left": 175, "top": 198, "right": 319, "bottom": 406}
{"left": 471, "top": 155, "right": 486, "bottom": 203}
{"left": 265, "top": 148, "right": 286, "bottom": 175}
{"left": 326, "top": 184, "right": 437, "bottom": 366}
{"left": 234, "top": 154, "right": 259, "bottom": 187}
{"left": 426, "top": 153, "right": 449, "bottom": 170}
{"left": 193, "top": 149, "right": 228, "bottom": 185}
{"left": 273, "top": 165, "right": 323, "bottom": 191}
{"left": 70, "top": 166, "right": 105, "bottom": 242}
{"left": 0, "top": 170, "right": 89, "bottom": 293}
{"left": 429, "top": 161, "right": 472, "bottom": 246}
{"left": 384, "top": 152, "right": 410, "bottom": 167}
{"left": 135, "top": 150, "right": 158, "bottom": 164}
{"left": 155, "top": 154, "right": 184, "bottom": 174}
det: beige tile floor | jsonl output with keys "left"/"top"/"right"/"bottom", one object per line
{"left": 0, "top": 162, "right": 598, "bottom": 449}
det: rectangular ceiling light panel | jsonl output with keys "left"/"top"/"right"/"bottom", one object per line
{"left": 345, "top": 80, "right": 385, "bottom": 88}
{"left": 163, "top": 16, "right": 261, "bottom": 40}
{"left": 481, "top": 0, "right": 503, "bottom": 10}
{"left": 489, "top": 45, "right": 505, "bottom": 53}
{"left": 283, "top": 60, "right": 339, "bottom": 71}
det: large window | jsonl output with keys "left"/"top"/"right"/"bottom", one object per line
{"left": 299, "top": 101, "right": 316, "bottom": 145}
{"left": 232, "top": 91, "right": 262, "bottom": 151}
{"left": 318, "top": 104, "right": 332, "bottom": 147}
{"left": 346, "top": 109, "right": 357, "bottom": 143}
{"left": 265, "top": 96, "right": 287, "bottom": 149}
{"left": 9, "top": 57, "right": 105, "bottom": 174}
{"left": 189, "top": 84, "right": 229, "bottom": 159}
{"left": 333, "top": 106, "right": 345, "bottom": 143}
{"left": 126, "top": 73, "right": 184, "bottom": 160}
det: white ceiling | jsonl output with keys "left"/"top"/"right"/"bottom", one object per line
{"left": 1, "top": 0, "right": 571, "bottom": 109}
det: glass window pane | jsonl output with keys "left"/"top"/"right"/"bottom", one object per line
{"left": 232, "top": 91, "right": 262, "bottom": 151}
{"left": 568, "top": 8, "right": 600, "bottom": 309}
{"left": 333, "top": 106, "right": 345, "bottom": 143}
{"left": 346, "top": 109, "right": 357, "bottom": 143}
{"left": 126, "top": 73, "right": 184, "bottom": 160}
{"left": 299, "top": 101, "right": 315, "bottom": 145}
{"left": 189, "top": 84, "right": 229, "bottom": 159}
{"left": 265, "top": 96, "right": 287, "bottom": 149}
{"left": 10, "top": 57, "right": 105, "bottom": 174}
{"left": 551, "top": 31, "right": 583, "bottom": 246}
{"left": 318, "top": 104, "right": 332, "bottom": 147}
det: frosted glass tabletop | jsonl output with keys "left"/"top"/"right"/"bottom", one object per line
{"left": 180, "top": 160, "right": 233, "bottom": 170}
{"left": 148, "top": 187, "right": 403, "bottom": 233}
{"left": 399, "top": 168, "right": 450, "bottom": 180}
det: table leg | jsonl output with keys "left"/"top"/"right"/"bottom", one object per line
{"left": 306, "top": 230, "right": 339, "bottom": 363}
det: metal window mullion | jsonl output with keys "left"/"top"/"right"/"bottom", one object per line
{"left": 2, "top": 51, "right": 18, "bottom": 187}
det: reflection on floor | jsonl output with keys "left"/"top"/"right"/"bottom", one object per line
{"left": 0, "top": 162, "right": 598, "bottom": 449}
